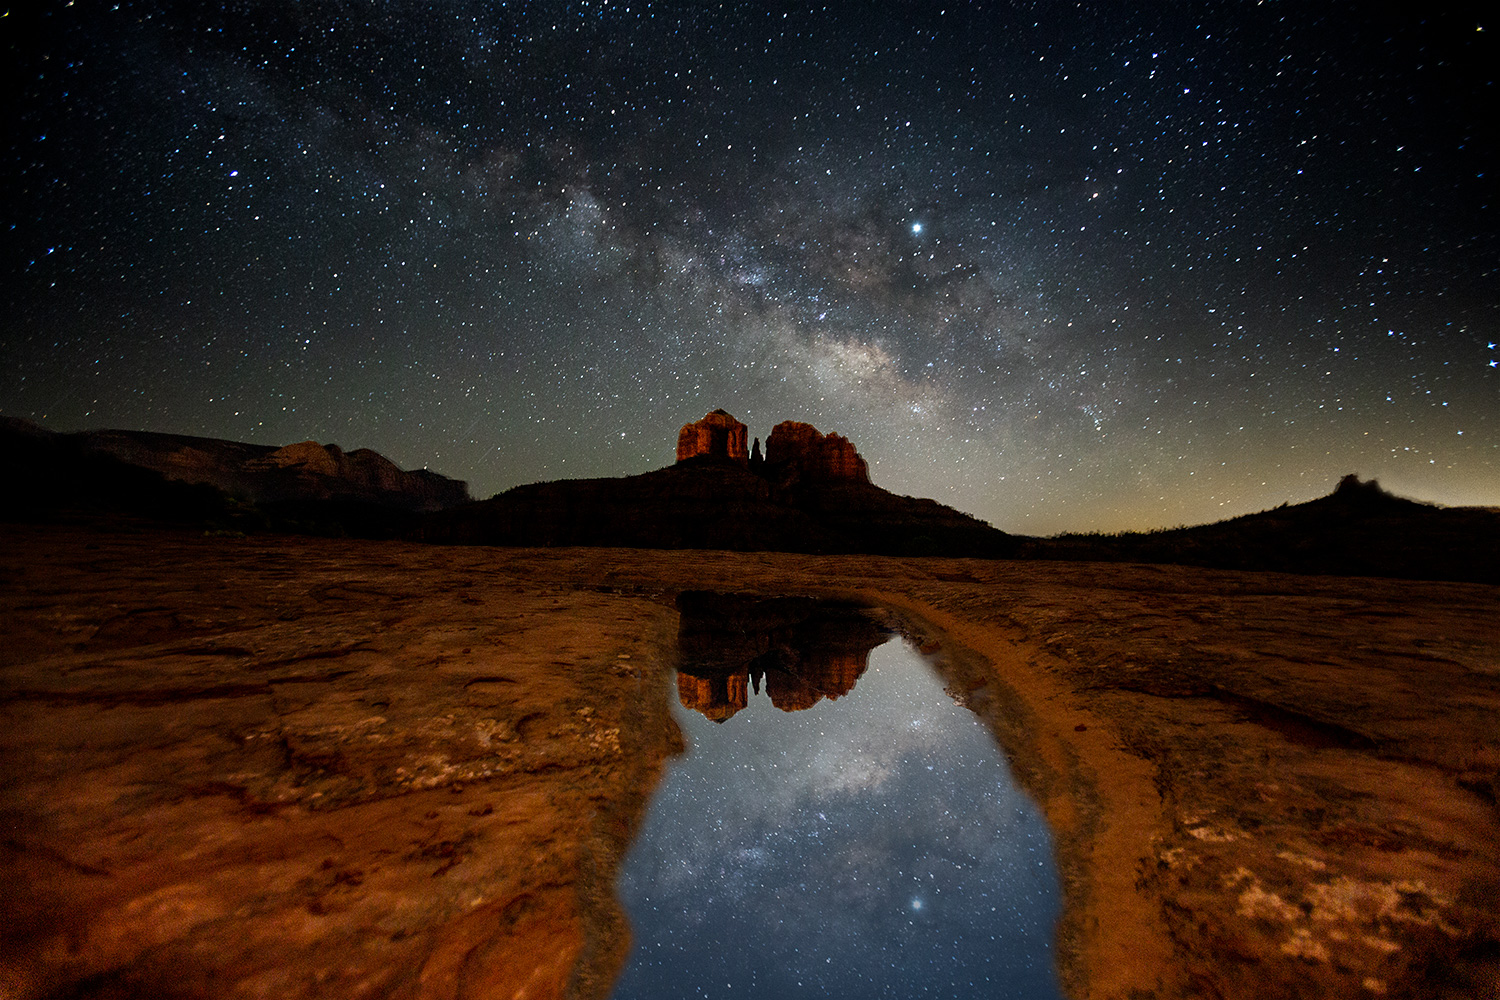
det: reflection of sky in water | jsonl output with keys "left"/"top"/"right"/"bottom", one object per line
{"left": 611, "top": 641, "right": 1064, "bottom": 999}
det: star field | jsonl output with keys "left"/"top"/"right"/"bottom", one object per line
{"left": 4, "top": 2, "right": 1495, "bottom": 533}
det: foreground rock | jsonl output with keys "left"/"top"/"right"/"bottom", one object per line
{"left": 2, "top": 525, "right": 1496, "bottom": 998}
{"left": 0, "top": 526, "right": 679, "bottom": 1000}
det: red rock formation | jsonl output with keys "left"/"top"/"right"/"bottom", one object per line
{"left": 676, "top": 409, "right": 749, "bottom": 465}
{"left": 426, "top": 420, "right": 1020, "bottom": 556}
{"left": 765, "top": 421, "right": 870, "bottom": 483}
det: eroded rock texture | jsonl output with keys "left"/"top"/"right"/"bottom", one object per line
{"left": 0, "top": 528, "right": 681, "bottom": 1000}
{"left": 675, "top": 410, "right": 748, "bottom": 465}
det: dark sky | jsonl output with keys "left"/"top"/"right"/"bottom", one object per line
{"left": 4, "top": 1, "right": 1495, "bottom": 533}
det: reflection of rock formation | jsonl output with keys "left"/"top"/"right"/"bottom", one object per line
{"left": 761, "top": 647, "right": 868, "bottom": 713}
{"left": 676, "top": 671, "right": 748, "bottom": 722}
{"left": 676, "top": 410, "right": 749, "bottom": 465}
{"left": 675, "top": 591, "right": 888, "bottom": 721}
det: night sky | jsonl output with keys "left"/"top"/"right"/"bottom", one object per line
{"left": 5, "top": 2, "right": 1495, "bottom": 534}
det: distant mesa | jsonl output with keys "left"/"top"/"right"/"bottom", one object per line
{"left": 87, "top": 430, "right": 468, "bottom": 511}
{"left": 424, "top": 408, "right": 1016, "bottom": 557}
{"left": 244, "top": 439, "right": 465, "bottom": 508}
{"left": 256, "top": 440, "right": 354, "bottom": 478}
{"left": 1, "top": 416, "right": 469, "bottom": 536}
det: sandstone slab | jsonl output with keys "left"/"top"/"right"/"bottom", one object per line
{"left": 2, "top": 526, "right": 1496, "bottom": 998}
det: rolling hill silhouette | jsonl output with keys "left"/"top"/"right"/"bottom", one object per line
{"left": 1, "top": 417, "right": 468, "bottom": 537}
{"left": 1021, "top": 474, "right": 1500, "bottom": 584}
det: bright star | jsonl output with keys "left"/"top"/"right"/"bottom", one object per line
{"left": 911, "top": 222, "right": 922, "bottom": 235}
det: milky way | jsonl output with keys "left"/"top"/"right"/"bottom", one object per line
{"left": 5, "top": 2, "right": 1495, "bottom": 532}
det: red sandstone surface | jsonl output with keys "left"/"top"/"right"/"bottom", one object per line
{"left": 2, "top": 525, "right": 1497, "bottom": 998}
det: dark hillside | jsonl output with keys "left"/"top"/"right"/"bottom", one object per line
{"left": 1021, "top": 475, "right": 1500, "bottom": 584}
{"left": 1, "top": 418, "right": 469, "bottom": 538}
{"left": 420, "top": 455, "right": 1018, "bottom": 557}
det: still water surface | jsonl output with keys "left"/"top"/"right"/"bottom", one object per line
{"left": 610, "top": 639, "right": 1065, "bottom": 999}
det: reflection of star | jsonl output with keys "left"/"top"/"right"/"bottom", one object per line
{"left": 910, "top": 897, "right": 924, "bottom": 911}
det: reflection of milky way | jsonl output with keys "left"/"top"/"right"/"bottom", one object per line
{"left": 4, "top": 4, "right": 1495, "bottom": 532}
{"left": 612, "top": 643, "right": 1064, "bottom": 1000}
